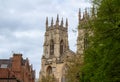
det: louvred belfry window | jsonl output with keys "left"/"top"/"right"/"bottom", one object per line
{"left": 50, "top": 39, "right": 54, "bottom": 55}
{"left": 60, "top": 40, "right": 64, "bottom": 55}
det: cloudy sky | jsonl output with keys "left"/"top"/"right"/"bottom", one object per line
{"left": 0, "top": 0, "right": 91, "bottom": 78}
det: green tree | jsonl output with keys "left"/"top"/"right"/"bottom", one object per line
{"left": 83, "top": 0, "right": 120, "bottom": 82}
{"left": 65, "top": 55, "right": 84, "bottom": 82}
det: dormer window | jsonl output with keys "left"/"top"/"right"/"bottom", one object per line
{"left": 1, "top": 64, "right": 8, "bottom": 68}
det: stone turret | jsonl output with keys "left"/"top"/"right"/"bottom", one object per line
{"left": 46, "top": 17, "right": 48, "bottom": 30}
{"left": 78, "top": 8, "right": 81, "bottom": 24}
{"left": 51, "top": 17, "right": 54, "bottom": 27}
{"left": 65, "top": 18, "right": 68, "bottom": 30}
{"left": 60, "top": 18, "right": 63, "bottom": 27}
{"left": 56, "top": 14, "right": 59, "bottom": 27}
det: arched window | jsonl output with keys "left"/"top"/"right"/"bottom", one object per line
{"left": 47, "top": 66, "right": 52, "bottom": 75}
{"left": 50, "top": 40, "right": 54, "bottom": 55}
{"left": 60, "top": 40, "right": 64, "bottom": 55}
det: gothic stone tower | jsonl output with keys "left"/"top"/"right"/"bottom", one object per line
{"left": 77, "top": 8, "right": 90, "bottom": 55}
{"left": 77, "top": 7, "right": 95, "bottom": 56}
{"left": 39, "top": 15, "right": 75, "bottom": 82}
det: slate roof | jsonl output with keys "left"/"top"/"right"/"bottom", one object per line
{"left": 0, "top": 58, "right": 26, "bottom": 68}
{"left": 0, "top": 59, "right": 12, "bottom": 68}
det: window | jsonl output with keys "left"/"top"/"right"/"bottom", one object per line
{"left": 1, "top": 64, "right": 8, "bottom": 68}
{"left": 50, "top": 40, "right": 54, "bottom": 55}
{"left": 47, "top": 66, "right": 52, "bottom": 75}
{"left": 60, "top": 40, "right": 64, "bottom": 55}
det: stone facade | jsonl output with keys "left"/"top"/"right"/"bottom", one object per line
{"left": 76, "top": 8, "right": 96, "bottom": 70}
{"left": 77, "top": 8, "right": 95, "bottom": 55}
{"left": 77, "top": 8, "right": 89, "bottom": 55}
{"left": 0, "top": 53, "right": 35, "bottom": 82}
{"left": 39, "top": 8, "right": 95, "bottom": 82}
{"left": 39, "top": 15, "right": 75, "bottom": 82}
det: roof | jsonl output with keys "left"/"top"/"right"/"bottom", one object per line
{"left": 0, "top": 58, "right": 26, "bottom": 68}
{"left": 0, "top": 59, "right": 12, "bottom": 68}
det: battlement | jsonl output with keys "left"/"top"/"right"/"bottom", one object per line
{"left": 45, "top": 15, "right": 68, "bottom": 31}
{"left": 78, "top": 7, "right": 96, "bottom": 25}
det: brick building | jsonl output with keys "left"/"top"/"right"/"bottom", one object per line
{"left": 0, "top": 53, "right": 35, "bottom": 82}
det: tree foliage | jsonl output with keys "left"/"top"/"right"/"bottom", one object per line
{"left": 39, "top": 0, "right": 120, "bottom": 81}
{"left": 65, "top": 55, "right": 84, "bottom": 82}
{"left": 66, "top": 0, "right": 120, "bottom": 82}
{"left": 83, "top": 0, "right": 120, "bottom": 82}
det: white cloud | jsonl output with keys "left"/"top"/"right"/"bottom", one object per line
{"left": 13, "top": 30, "right": 44, "bottom": 39}
{"left": 0, "top": 35, "right": 6, "bottom": 41}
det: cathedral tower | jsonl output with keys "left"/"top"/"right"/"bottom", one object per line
{"left": 77, "top": 8, "right": 89, "bottom": 55}
{"left": 39, "top": 15, "right": 75, "bottom": 82}
{"left": 43, "top": 15, "right": 69, "bottom": 58}
{"left": 77, "top": 7, "right": 95, "bottom": 55}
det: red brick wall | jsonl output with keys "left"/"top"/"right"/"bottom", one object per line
{"left": 0, "top": 68, "right": 9, "bottom": 78}
{"left": 12, "top": 54, "right": 22, "bottom": 72}
{"left": 0, "top": 54, "right": 35, "bottom": 82}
